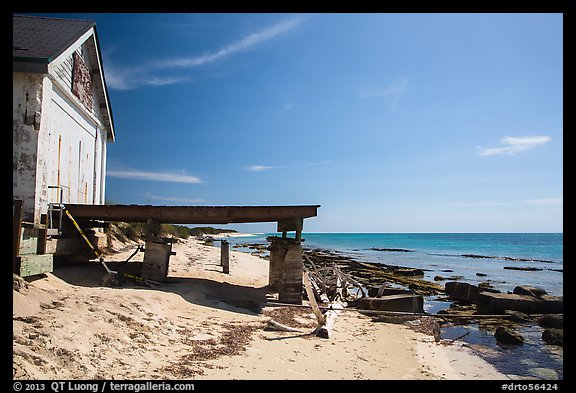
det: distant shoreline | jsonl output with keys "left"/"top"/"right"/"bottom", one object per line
{"left": 206, "top": 232, "right": 260, "bottom": 239}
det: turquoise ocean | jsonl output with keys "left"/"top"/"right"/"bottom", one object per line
{"left": 222, "top": 232, "right": 563, "bottom": 379}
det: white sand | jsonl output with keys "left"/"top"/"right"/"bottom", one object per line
{"left": 13, "top": 236, "right": 508, "bottom": 380}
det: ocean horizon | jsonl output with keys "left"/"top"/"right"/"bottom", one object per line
{"left": 225, "top": 232, "right": 563, "bottom": 295}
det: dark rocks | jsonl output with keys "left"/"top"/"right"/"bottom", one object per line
{"left": 327, "top": 258, "right": 444, "bottom": 296}
{"left": 538, "top": 314, "right": 563, "bottom": 329}
{"left": 503, "top": 266, "right": 543, "bottom": 272}
{"left": 478, "top": 281, "right": 500, "bottom": 293}
{"left": 542, "top": 329, "right": 563, "bottom": 347}
{"left": 461, "top": 254, "right": 488, "bottom": 259}
{"left": 495, "top": 326, "right": 524, "bottom": 346}
{"left": 357, "top": 294, "right": 424, "bottom": 313}
{"left": 445, "top": 282, "right": 479, "bottom": 302}
{"left": 476, "top": 272, "right": 488, "bottom": 277}
{"left": 504, "top": 310, "right": 531, "bottom": 322}
{"left": 476, "top": 292, "right": 563, "bottom": 314}
{"left": 437, "top": 302, "right": 477, "bottom": 318}
{"left": 394, "top": 267, "right": 424, "bottom": 276}
{"left": 434, "top": 275, "right": 463, "bottom": 281}
{"left": 513, "top": 285, "right": 548, "bottom": 298}
{"left": 369, "top": 248, "right": 413, "bottom": 253}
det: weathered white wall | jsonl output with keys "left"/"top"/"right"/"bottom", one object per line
{"left": 13, "top": 72, "right": 43, "bottom": 222}
{"left": 13, "top": 39, "right": 109, "bottom": 224}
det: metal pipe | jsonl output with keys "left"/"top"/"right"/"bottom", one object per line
{"left": 47, "top": 185, "right": 68, "bottom": 235}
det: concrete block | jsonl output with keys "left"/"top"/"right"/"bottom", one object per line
{"left": 476, "top": 292, "right": 563, "bottom": 314}
{"left": 357, "top": 294, "right": 424, "bottom": 313}
{"left": 141, "top": 240, "right": 172, "bottom": 282}
{"left": 445, "top": 282, "right": 480, "bottom": 302}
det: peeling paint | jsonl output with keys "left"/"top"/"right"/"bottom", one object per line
{"left": 72, "top": 51, "right": 94, "bottom": 112}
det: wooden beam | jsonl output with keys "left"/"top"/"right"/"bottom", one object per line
{"left": 64, "top": 204, "right": 320, "bottom": 225}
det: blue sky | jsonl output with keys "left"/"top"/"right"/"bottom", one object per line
{"left": 36, "top": 13, "right": 563, "bottom": 233}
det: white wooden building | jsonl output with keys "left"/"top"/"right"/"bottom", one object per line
{"left": 13, "top": 15, "right": 115, "bottom": 225}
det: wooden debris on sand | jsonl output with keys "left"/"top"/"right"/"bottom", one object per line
{"left": 264, "top": 258, "right": 364, "bottom": 339}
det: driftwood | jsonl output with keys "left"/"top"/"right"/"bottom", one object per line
{"left": 266, "top": 319, "right": 305, "bottom": 333}
{"left": 303, "top": 271, "right": 326, "bottom": 325}
{"left": 303, "top": 254, "right": 367, "bottom": 302}
{"left": 315, "top": 302, "right": 344, "bottom": 339}
{"left": 302, "top": 264, "right": 350, "bottom": 339}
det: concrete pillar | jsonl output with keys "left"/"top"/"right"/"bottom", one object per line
{"left": 280, "top": 242, "right": 303, "bottom": 304}
{"left": 267, "top": 238, "right": 286, "bottom": 291}
{"left": 267, "top": 236, "right": 303, "bottom": 304}
{"left": 221, "top": 240, "right": 230, "bottom": 274}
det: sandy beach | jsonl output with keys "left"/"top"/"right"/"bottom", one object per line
{"left": 13, "top": 235, "right": 508, "bottom": 380}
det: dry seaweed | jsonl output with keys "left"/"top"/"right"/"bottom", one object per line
{"left": 158, "top": 322, "right": 262, "bottom": 378}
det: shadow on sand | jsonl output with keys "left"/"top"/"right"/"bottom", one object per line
{"left": 51, "top": 258, "right": 272, "bottom": 316}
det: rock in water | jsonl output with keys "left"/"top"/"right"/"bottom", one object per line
{"left": 542, "top": 329, "right": 563, "bottom": 347}
{"left": 445, "top": 282, "right": 479, "bottom": 302}
{"left": 539, "top": 314, "right": 563, "bottom": 329}
{"left": 495, "top": 326, "right": 524, "bottom": 346}
{"left": 513, "top": 285, "right": 548, "bottom": 298}
{"left": 476, "top": 292, "right": 563, "bottom": 314}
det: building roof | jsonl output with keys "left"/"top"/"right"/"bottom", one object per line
{"left": 13, "top": 15, "right": 115, "bottom": 142}
{"left": 13, "top": 15, "right": 96, "bottom": 63}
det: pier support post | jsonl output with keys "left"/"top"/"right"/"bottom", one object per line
{"left": 267, "top": 236, "right": 303, "bottom": 304}
{"left": 221, "top": 240, "right": 230, "bottom": 274}
{"left": 267, "top": 239, "right": 284, "bottom": 291}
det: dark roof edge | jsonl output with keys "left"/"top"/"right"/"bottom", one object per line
{"left": 92, "top": 25, "right": 115, "bottom": 142}
{"left": 13, "top": 14, "right": 96, "bottom": 24}
{"left": 13, "top": 14, "right": 96, "bottom": 65}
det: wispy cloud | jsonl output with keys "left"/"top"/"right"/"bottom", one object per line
{"left": 106, "top": 17, "right": 302, "bottom": 90}
{"left": 449, "top": 201, "right": 506, "bottom": 207}
{"left": 357, "top": 77, "right": 410, "bottom": 110}
{"left": 449, "top": 197, "right": 563, "bottom": 207}
{"left": 246, "top": 160, "right": 332, "bottom": 172}
{"left": 107, "top": 168, "right": 202, "bottom": 183}
{"left": 151, "top": 18, "right": 302, "bottom": 69}
{"left": 477, "top": 136, "right": 551, "bottom": 156}
{"left": 523, "top": 198, "right": 563, "bottom": 206}
{"left": 143, "top": 192, "right": 206, "bottom": 203}
{"left": 247, "top": 165, "right": 275, "bottom": 172}
{"left": 104, "top": 63, "right": 190, "bottom": 90}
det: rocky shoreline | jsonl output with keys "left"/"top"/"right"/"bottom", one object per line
{"left": 233, "top": 242, "right": 563, "bottom": 379}
{"left": 303, "top": 247, "right": 563, "bottom": 379}
{"left": 303, "top": 247, "right": 562, "bottom": 334}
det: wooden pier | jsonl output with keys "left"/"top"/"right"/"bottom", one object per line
{"left": 61, "top": 204, "right": 320, "bottom": 304}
